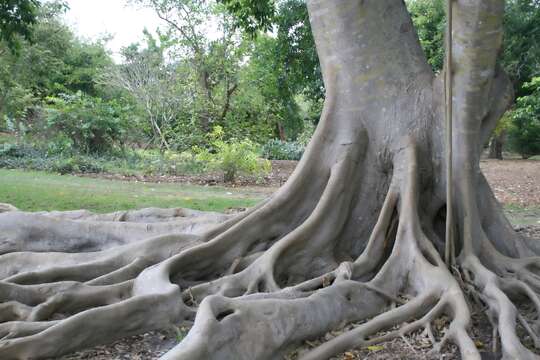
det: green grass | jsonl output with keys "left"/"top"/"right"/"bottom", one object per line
{"left": 504, "top": 204, "right": 540, "bottom": 226}
{"left": 1, "top": 169, "right": 538, "bottom": 227}
{"left": 0, "top": 169, "right": 270, "bottom": 213}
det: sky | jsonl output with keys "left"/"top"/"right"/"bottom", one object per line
{"left": 60, "top": 0, "right": 164, "bottom": 61}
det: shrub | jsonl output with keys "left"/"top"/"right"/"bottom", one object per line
{"left": 196, "top": 126, "right": 271, "bottom": 182}
{"left": 508, "top": 77, "right": 540, "bottom": 158}
{"left": 163, "top": 151, "right": 206, "bottom": 175}
{"left": 0, "top": 143, "right": 41, "bottom": 158}
{"left": 261, "top": 139, "right": 304, "bottom": 160}
{"left": 51, "top": 156, "right": 104, "bottom": 174}
{"left": 297, "top": 120, "right": 316, "bottom": 147}
{"left": 43, "top": 92, "right": 129, "bottom": 155}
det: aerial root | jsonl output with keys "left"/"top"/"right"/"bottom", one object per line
{"left": 163, "top": 143, "right": 482, "bottom": 360}
{"left": 0, "top": 280, "right": 132, "bottom": 323}
{"left": 460, "top": 251, "right": 540, "bottom": 359}
{"left": 298, "top": 292, "right": 440, "bottom": 360}
{"left": 32, "top": 207, "right": 231, "bottom": 223}
{"left": 0, "top": 137, "right": 535, "bottom": 360}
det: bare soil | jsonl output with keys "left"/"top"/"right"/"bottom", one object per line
{"left": 480, "top": 159, "right": 540, "bottom": 207}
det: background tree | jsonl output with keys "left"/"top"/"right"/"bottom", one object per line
{"left": 508, "top": 76, "right": 540, "bottom": 158}
{"left": 0, "top": 0, "right": 39, "bottom": 51}
{"left": 133, "top": 0, "right": 245, "bottom": 134}
{"left": 109, "top": 33, "right": 183, "bottom": 151}
{"left": 0, "top": 1, "right": 119, "bottom": 140}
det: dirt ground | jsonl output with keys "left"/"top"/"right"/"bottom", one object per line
{"left": 57, "top": 159, "right": 539, "bottom": 360}
{"left": 480, "top": 159, "right": 540, "bottom": 207}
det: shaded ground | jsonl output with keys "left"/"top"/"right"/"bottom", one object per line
{"left": 480, "top": 159, "right": 540, "bottom": 208}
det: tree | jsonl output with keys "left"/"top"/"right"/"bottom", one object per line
{"left": 508, "top": 77, "right": 540, "bottom": 158}
{"left": 502, "top": 0, "right": 540, "bottom": 97}
{"left": 408, "top": 0, "right": 446, "bottom": 71}
{"left": 109, "top": 36, "right": 183, "bottom": 151}
{"left": 488, "top": 115, "right": 510, "bottom": 159}
{"left": 0, "top": 1, "right": 117, "bottom": 137}
{"left": 240, "top": 0, "right": 323, "bottom": 140}
{"left": 133, "top": 0, "right": 246, "bottom": 134}
{"left": 1, "top": 1, "right": 539, "bottom": 360}
{"left": 0, "top": 0, "right": 39, "bottom": 51}
{"left": 407, "top": 0, "right": 540, "bottom": 160}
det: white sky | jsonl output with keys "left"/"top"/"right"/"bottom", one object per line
{"left": 59, "top": 0, "right": 163, "bottom": 61}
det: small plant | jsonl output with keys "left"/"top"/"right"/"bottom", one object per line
{"left": 261, "top": 139, "right": 304, "bottom": 161}
{"left": 163, "top": 150, "right": 206, "bottom": 175}
{"left": 195, "top": 126, "right": 271, "bottom": 182}
{"left": 174, "top": 326, "right": 190, "bottom": 343}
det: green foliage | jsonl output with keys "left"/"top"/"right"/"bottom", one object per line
{"left": 217, "top": 0, "right": 275, "bottom": 33}
{"left": 406, "top": 0, "right": 540, "bottom": 92}
{"left": 502, "top": 0, "right": 540, "bottom": 97}
{"left": 0, "top": 1, "right": 117, "bottom": 146}
{"left": 508, "top": 77, "right": 540, "bottom": 158}
{"left": 261, "top": 139, "right": 304, "bottom": 161}
{"left": 195, "top": 126, "right": 270, "bottom": 182}
{"left": 0, "top": 142, "right": 39, "bottom": 158}
{"left": 0, "top": 0, "right": 39, "bottom": 51}
{"left": 274, "top": 0, "right": 323, "bottom": 103}
{"left": 407, "top": 0, "right": 445, "bottom": 72}
{"left": 0, "top": 142, "right": 206, "bottom": 177}
{"left": 51, "top": 155, "right": 105, "bottom": 174}
{"left": 43, "top": 93, "right": 129, "bottom": 155}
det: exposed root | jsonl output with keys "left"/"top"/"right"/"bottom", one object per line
{"left": 0, "top": 209, "right": 230, "bottom": 254}
{"left": 0, "top": 141, "right": 480, "bottom": 360}
{"left": 0, "top": 109, "right": 536, "bottom": 360}
{"left": 1, "top": 133, "right": 536, "bottom": 360}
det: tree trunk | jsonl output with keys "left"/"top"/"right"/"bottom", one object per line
{"left": 277, "top": 122, "right": 286, "bottom": 141}
{"left": 1, "top": 1, "right": 538, "bottom": 360}
{"left": 489, "top": 131, "right": 505, "bottom": 160}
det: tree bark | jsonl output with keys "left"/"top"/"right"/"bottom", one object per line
{"left": 0, "top": 1, "right": 535, "bottom": 360}
{"left": 488, "top": 131, "right": 505, "bottom": 159}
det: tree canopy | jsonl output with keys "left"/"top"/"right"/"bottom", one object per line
{"left": 0, "top": 0, "right": 39, "bottom": 51}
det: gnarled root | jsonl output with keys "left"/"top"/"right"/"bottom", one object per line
{"left": 0, "top": 142, "right": 536, "bottom": 360}
{"left": 159, "top": 144, "right": 480, "bottom": 360}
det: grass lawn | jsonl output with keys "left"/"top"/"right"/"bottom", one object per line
{"left": 0, "top": 168, "right": 538, "bottom": 227}
{"left": 0, "top": 169, "right": 270, "bottom": 213}
{"left": 504, "top": 204, "right": 540, "bottom": 226}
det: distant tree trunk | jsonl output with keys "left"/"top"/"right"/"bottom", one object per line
{"left": 277, "top": 122, "right": 286, "bottom": 140}
{"left": 488, "top": 131, "right": 505, "bottom": 160}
